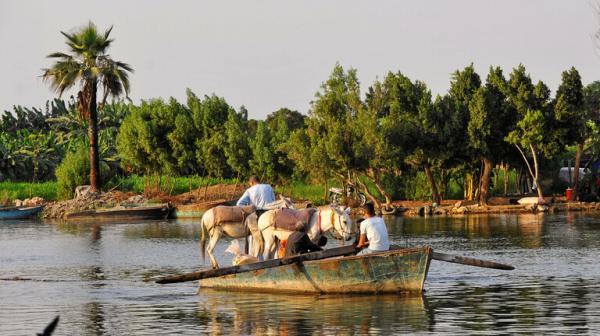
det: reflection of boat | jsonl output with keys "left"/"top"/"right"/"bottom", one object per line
{"left": 0, "top": 205, "right": 44, "bottom": 220}
{"left": 198, "top": 290, "right": 429, "bottom": 334}
{"left": 66, "top": 204, "right": 170, "bottom": 221}
{"left": 198, "top": 246, "right": 432, "bottom": 294}
{"left": 173, "top": 199, "right": 235, "bottom": 218}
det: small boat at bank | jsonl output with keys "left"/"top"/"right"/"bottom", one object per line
{"left": 0, "top": 205, "right": 44, "bottom": 220}
{"left": 66, "top": 203, "right": 170, "bottom": 221}
{"left": 198, "top": 246, "right": 433, "bottom": 294}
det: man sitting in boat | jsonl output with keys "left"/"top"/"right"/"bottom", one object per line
{"left": 356, "top": 203, "right": 390, "bottom": 255}
{"left": 236, "top": 175, "right": 276, "bottom": 218}
{"left": 284, "top": 221, "right": 324, "bottom": 257}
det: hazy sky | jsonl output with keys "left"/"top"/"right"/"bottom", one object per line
{"left": 1, "top": 0, "right": 599, "bottom": 119}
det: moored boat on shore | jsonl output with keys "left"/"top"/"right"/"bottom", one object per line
{"left": 198, "top": 246, "right": 432, "bottom": 294}
{"left": 0, "top": 205, "right": 44, "bottom": 220}
{"left": 66, "top": 203, "right": 170, "bottom": 221}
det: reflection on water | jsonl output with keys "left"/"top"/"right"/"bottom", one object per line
{"left": 3, "top": 214, "right": 600, "bottom": 334}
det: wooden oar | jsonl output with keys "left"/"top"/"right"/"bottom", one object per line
{"left": 431, "top": 251, "right": 514, "bottom": 270}
{"left": 155, "top": 245, "right": 358, "bottom": 284}
{"left": 388, "top": 245, "right": 514, "bottom": 271}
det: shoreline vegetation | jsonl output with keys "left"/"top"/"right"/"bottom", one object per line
{"left": 3, "top": 178, "right": 600, "bottom": 219}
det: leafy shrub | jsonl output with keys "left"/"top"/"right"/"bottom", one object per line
{"left": 55, "top": 144, "right": 112, "bottom": 199}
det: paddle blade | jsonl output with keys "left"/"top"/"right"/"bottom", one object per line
{"left": 432, "top": 252, "right": 514, "bottom": 270}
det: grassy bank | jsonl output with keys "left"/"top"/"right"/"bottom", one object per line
{"left": 0, "top": 176, "right": 330, "bottom": 205}
{"left": 108, "top": 175, "right": 240, "bottom": 195}
{"left": 0, "top": 172, "right": 519, "bottom": 205}
{"left": 0, "top": 181, "right": 58, "bottom": 203}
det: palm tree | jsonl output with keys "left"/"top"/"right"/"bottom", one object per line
{"left": 42, "top": 22, "right": 132, "bottom": 191}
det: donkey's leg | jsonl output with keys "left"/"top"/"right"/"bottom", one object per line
{"left": 206, "top": 227, "right": 223, "bottom": 269}
{"left": 266, "top": 231, "right": 280, "bottom": 260}
{"left": 247, "top": 218, "right": 264, "bottom": 258}
{"left": 262, "top": 228, "right": 276, "bottom": 261}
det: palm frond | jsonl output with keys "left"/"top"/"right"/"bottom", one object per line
{"left": 46, "top": 52, "right": 73, "bottom": 60}
{"left": 104, "top": 26, "right": 114, "bottom": 40}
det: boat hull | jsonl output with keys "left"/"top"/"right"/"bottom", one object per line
{"left": 0, "top": 205, "right": 44, "bottom": 220}
{"left": 198, "top": 246, "right": 432, "bottom": 294}
{"left": 66, "top": 204, "right": 170, "bottom": 221}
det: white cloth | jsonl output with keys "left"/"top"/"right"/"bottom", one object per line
{"left": 236, "top": 184, "right": 276, "bottom": 209}
{"left": 360, "top": 216, "right": 390, "bottom": 251}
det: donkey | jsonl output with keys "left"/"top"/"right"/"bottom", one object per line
{"left": 257, "top": 206, "right": 354, "bottom": 260}
{"left": 199, "top": 197, "right": 293, "bottom": 269}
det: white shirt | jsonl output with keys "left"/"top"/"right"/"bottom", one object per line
{"left": 236, "top": 184, "right": 276, "bottom": 209}
{"left": 360, "top": 216, "right": 390, "bottom": 251}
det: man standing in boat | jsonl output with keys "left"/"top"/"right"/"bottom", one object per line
{"left": 356, "top": 203, "right": 390, "bottom": 255}
{"left": 236, "top": 175, "right": 276, "bottom": 218}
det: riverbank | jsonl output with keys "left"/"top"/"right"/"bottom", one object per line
{"left": 40, "top": 184, "right": 245, "bottom": 219}
{"left": 3, "top": 180, "right": 599, "bottom": 219}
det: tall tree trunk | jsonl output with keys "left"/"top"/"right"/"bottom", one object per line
{"left": 570, "top": 142, "right": 584, "bottom": 202}
{"left": 464, "top": 174, "right": 471, "bottom": 200}
{"left": 440, "top": 168, "right": 447, "bottom": 200}
{"left": 516, "top": 168, "right": 522, "bottom": 194}
{"left": 503, "top": 163, "right": 509, "bottom": 195}
{"left": 87, "top": 80, "right": 101, "bottom": 192}
{"left": 423, "top": 162, "right": 441, "bottom": 204}
{"left": 493, "top": 165, "right": 498, "bottom": 191}
{"left": 479, "top": 157, "right": 493, "bottom": 205}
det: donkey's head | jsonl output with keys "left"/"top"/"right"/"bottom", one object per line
{"left": 331, "top": 206, "right": 353, "bottom": 241}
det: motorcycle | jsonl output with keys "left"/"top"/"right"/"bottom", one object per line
{"left": 328, "top": 183, "right": 367, "bottom": 206}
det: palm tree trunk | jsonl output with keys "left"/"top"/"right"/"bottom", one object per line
{"left": 571, "top": 142, "right": 584, "bottom": 202}
{"left": 479, "top": 157, "right": 493, "bottom": 205}
{"left": 88, "top": 80, "right": 101, "bottom": 191}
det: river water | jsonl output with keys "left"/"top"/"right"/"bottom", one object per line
{"left": 2, "top": 213, "right": 600, "bottom": 335}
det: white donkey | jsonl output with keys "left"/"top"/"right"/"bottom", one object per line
{"left": 258, "top": 206, "right": 354, "bottom": 260}
{"left": 200, "top": 197, "right": 293, "bottom": 269}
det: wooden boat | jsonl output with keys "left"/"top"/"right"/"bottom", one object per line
{"left": 0, "top": 205, "right": 44, "bottom": 220}
{"left": 66, "top": 203, "right": 170, "bottom": 221}
{"left": 172, "top": 199, "right": 235, "bottom": 218}
{"left": 198, "top": 246, "right": 432, "bottom": 294}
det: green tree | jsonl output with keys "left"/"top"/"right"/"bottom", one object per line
{"left": 448, "top": 64, "right": 481, "bottom": 200}
{"left": 42, "top": 22, "right": 132, "bottom": 191}
{"left": 301, "top": 63, "right": 363, "bottom": 193}
{"left": 467, "top": 66, "right": 514, "bottom": 204}
{"left": 266, "top": 108, "right": 305, "bottom": 132}
{"left": 190, "top": 93, "right": 235, "bottom": 177}
{"left": 250, "top": 121, "right": 275, "bottom": 181}
{"left": 117, "top": 98, "right": 191, "bottom": 175}
{"left": 505, "top": 66, "right": 557, "bottom": 199}
{"left": 584, "top": 81, "right": 600, "bottom": 160}
{"left": 224, "top": 108, "right": 251, "bottom": 177}
{"left": 265, "top": 108, "right": 305, "bottom": 183}
{"left": 554, "top": 67, "right": 585, "bottom": 200}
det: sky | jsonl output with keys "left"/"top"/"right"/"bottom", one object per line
{"left": 1, "top": 0, "right": 599, "bottom": 119}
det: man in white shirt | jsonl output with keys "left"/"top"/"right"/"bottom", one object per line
{"left": 356, "top": 203, "right": 390, "bottom": 255}
{"left": 236, "top": 175, "right": 276, "bottom": 217}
